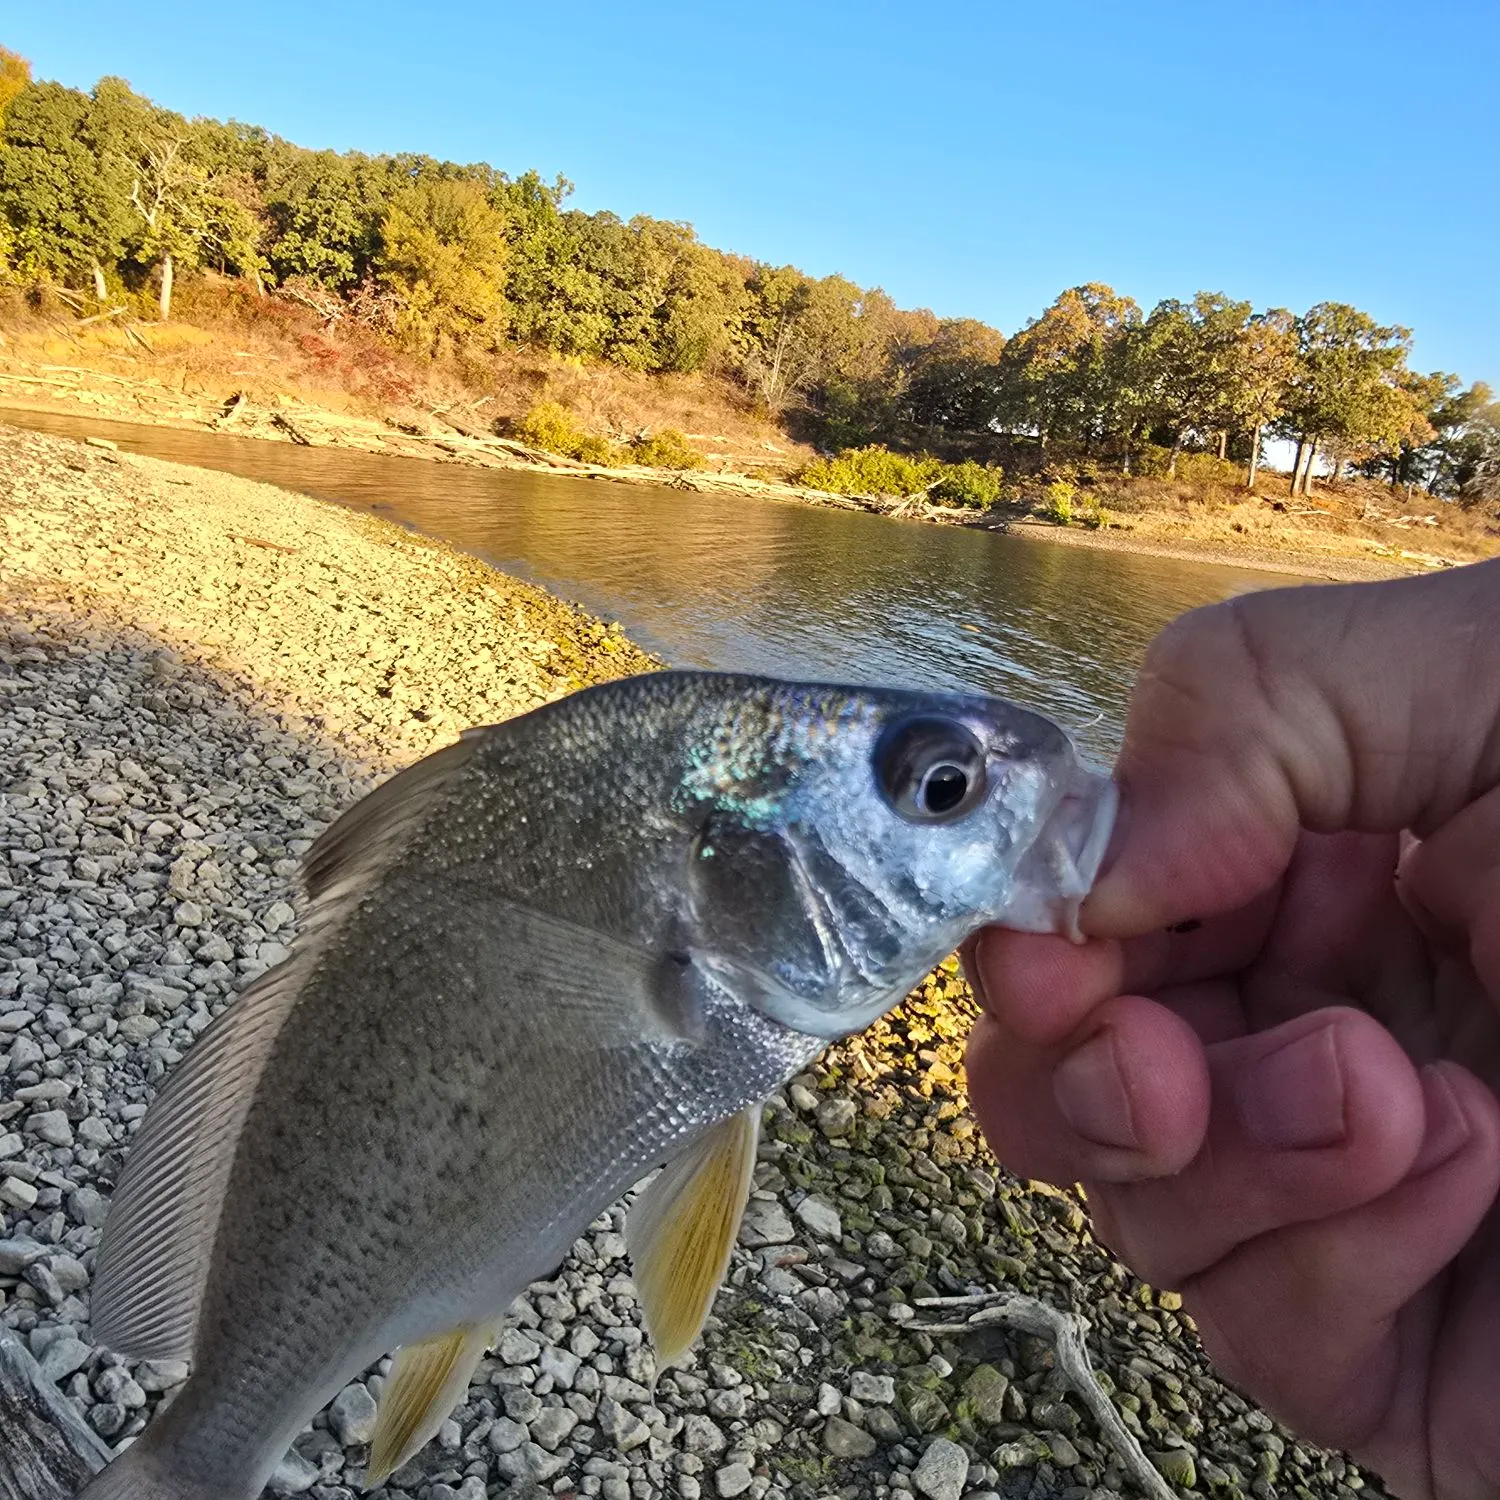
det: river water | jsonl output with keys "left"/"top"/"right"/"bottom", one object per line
{"left": 4, "top": 409, "right": 1304, "bottom": 765}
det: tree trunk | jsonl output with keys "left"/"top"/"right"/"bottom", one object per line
{"left": 1218, "top": 429, "right": 1228, "bottom": 461}
{"left": 250, "top": 264, "right": 265, "bottom": 298}
{"left": 1303, "top": 442, "right": 1318, "bottom": 495}
{"left": 158, "top": 252, "right": 174, "bottom": 321}
{"left": 91, "top": 262, "right": 107, "bottom": 304}
{"left": 1289, "top": 436, "right": 1306, "bottom": 496}
{"left": 1168, "top": 432, "right": 1182, "bottom": 478}
{"left": 1247, "top": 423, "right": 1262, "bottom": 489}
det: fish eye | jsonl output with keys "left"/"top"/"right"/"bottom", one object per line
{"left": 875, "top": 717, "right": 988, "bottom": 824}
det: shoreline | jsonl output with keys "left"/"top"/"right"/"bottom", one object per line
{"left": 0, "top": 381, "right": 1453, "bottom": 586}
{"left": 0, "top": 425, "right": 1391, "bottom": 1500}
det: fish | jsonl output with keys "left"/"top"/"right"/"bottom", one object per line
{"left": 76, "top": 669, "right": 1116, "bottom": 1500}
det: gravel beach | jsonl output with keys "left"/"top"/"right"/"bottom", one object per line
{"left": 0, "top": 422, "right": 1390, "bottom": 1500}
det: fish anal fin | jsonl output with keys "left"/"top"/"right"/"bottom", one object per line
{"left": 365, "top": 1322, "right": 500, "bottom": 1488}
{"left": 626, "top": 1107, "right": 760, "bottom": 1373}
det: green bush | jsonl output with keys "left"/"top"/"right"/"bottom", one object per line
{"left": 799, "top": 445, "right": 943, "bottom": 498}
{"left": 930, "top": 459, "right": 1003, "bottom": 509}
{"left": 629, "top": 428, "right": 704, "bottom": 470}
{"left": 1040, "top": 480, "right": 1076, "bottom": 524}
{"left": 516, "top": 400, "right": 584, "bottom": 455}
{"left": 572, "top": 434, "right": 620, "bottom": 466}
{"left": 516, "top": 400, "right": 622, "bottom": 465}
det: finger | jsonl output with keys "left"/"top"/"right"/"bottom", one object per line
{"left": 1402, "top": 780, "right": 1500, "bottom": 996}
{"left": 963, "top": 892, "right": 1276, "bottom": 1047}
{"left": 965, "top": 994, "right": 1212, "bottom": 1186}
{"left": 1083, "top": 561, "right": 1500, "bottom": 939}
{"left": 1178, "top": 1062, "right": 1500, "bottom": 1490}
{"left": 1080, "top": 1008, "right": 1427, "bottom": 1289}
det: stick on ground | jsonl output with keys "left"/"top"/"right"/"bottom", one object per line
{"left": 904, "top": 1291, "right": 1180, "bottom": 1500}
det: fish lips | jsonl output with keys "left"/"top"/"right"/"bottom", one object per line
{"left": 998, "top": 764, "right": 1119, "bottom": 942}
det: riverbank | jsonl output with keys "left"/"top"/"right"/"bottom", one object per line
{"left": 2, "top": 316, "right": 1488, "bottom": 584}
{"left": 0, "top": 427, "right": 1391, "bottom": 1500}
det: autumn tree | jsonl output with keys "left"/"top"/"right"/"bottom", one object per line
{"left": 375, "top": 175, "right": 509, "bottom": 355}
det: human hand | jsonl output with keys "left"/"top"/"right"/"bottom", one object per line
{"left": 964, "top": 559, "right": 1500, "bottom": 1500}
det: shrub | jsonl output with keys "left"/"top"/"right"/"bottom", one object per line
{"left": 629, "top": 428, "right": 704, "bottom": 470}
{"left": 799, "top": 445, "right": 942, "bottom": 498}
{"left": 1040, "top": 480, "right": 1076, "bottom": 524}
{"left": 930, "top": 459, "right": 1003, "bottom": 509}
{"left": 573, "top": 434, "right": 620, "bottom": 466}
{"left": 516, "top": 399, "right": 583, "bottom": 455}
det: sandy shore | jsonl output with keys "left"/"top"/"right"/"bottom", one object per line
{"left": 0, "top": 427, "right": 1390, "bottom": 1500}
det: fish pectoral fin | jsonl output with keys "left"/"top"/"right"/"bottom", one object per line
{"left": 626, "top": 1105, "right": 761, "bottom": 1372}
{"left": 365, "top": 1320, "right": 501, "bottom": 1488}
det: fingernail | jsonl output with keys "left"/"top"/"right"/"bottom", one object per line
{"left": 1235, "top": 1024, "right": 1346, "bottom": 1150}
{"left": 1054, "top": 1027, "right": 1139, "bottom": 1150}
{"left": 1411, "top": 1065, "right": 1472, "bottom": 1177}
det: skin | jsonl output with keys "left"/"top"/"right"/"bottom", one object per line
{"left": 962, "top": 557, "right": 1500, "bottom": 1500}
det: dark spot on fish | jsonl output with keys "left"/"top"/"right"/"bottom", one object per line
{"left": 665, "top": 950, "right": 691, "bottom": 967}
{"left": 1168, "top": 918, "right": 1202, "bottom": 934}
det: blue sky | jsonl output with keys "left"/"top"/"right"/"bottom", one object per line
{"left": 8, "top": 1, "right": 1498, "bottom": 386}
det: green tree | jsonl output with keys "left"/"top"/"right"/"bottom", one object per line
{"left": 0, "top": 80, "right": 129, "bottom": 289}
{"left": 1226, "top": 309, "right": 1297, "bottom": 489}
{"left": 375, "top": 175, "right": 509, "bottom": 355}
{"left": 1280, "top": 303, "right": 1418, "bottom": 495}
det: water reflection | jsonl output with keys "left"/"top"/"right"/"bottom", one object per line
{"left": 3, "top": 409, "right": 1302, "bottom": 764}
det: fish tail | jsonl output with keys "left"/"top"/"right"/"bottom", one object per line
{"left": 75, "top": 1441, "right": 235, "bottom": 1500}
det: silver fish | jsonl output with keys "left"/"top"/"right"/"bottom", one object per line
{"left": 77, "top": 670, "right": 1115, "bottom": 1500}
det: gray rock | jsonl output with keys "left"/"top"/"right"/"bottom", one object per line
{"left": 25, "top": 1109, "right": 73, "bottom": 1147}
{"left": 715, "top": 1463, "right": 754, "bottom": 1497}
{"left": 540, "top": 1341, "right": 581, "bottom": 1388}
{"left": 487, "top": 1416, "right": 528, "bottom": 1454}
{"left": 823, "top": 1415, "right": 877, "bottom": 1459}
{"left": 738, "top": 1198, "right": 795, "bottom": 1248}
{"left": 328, "top": 1382, "right": 378, "bottom": 1446}
{"left": 684, "top": 1414, "right": 727, "bottom": 1455}
{"left": 37, "top": 1336, "right": 92, "bottom": 1382}
{"left": 850, "top": 1371, "right": 895, "bottom": 1405}
{"left": 596, "top": 1396, "right": 651, "bottom": 1452}
{"left": 794, "top": 1195, "right": 842, "bottom": 1241}
{"left": 68, "top": 1184, "right": 109, "bottom": 1225}
{"left": 0, "top": 1236, "right": 49, "bottom": 1274}
{"left": 498, "top": 1326, "right": 542, "bottom": 1366}
{"left": 913, "top": 1437, "right": 969, "bottom": 1500}
{"left": 816, "top": 1096, "right": 858, "bottom": 1137}
{"left": 529, "top": 1404, "right": 579, "bottom": 1450}
{"left": 962, "top": 1365, "right": 1009, "bottom": 1425}
{"left": 267, "top": 1450, "right": 320, "bottom": 1496}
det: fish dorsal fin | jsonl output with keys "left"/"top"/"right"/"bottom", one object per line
{"left": 90, "top": 736, "right": 482, "bottom": 1363}
{"left": 364, "top": 1321, "right": 501, "bottom": 1488}
{"left": 626, "top": 1107, "right": 761, "bottom": 1372}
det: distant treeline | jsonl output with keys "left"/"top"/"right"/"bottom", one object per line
{"left": 0, "top": 48, "right": 1495, "bottom": 501}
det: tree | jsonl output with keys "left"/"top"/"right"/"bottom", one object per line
{"left": 1279, "top": 303, "right": 1418, "bottom": 495}
{"left": 902, "top": 317, "right": 1008, "bottom": 432}
{"left": 375, "top": 175, "right": 509, "bottom": 355}
{"left": 1225, "top": 309, "right": 1297, "bottom": 489}
{"left": 998, "top": 283, "right": 1140, "bottom": 451}
{"left": 0, "top": 48, "right": 29, "bottom": 128}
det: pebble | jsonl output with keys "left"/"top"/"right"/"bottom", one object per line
{"left": 715, "top": 1462, "right": 754, "bottom": 1497}
{"left": 738, "top": 1199, "right": 795, "bottom": 1248}
{"left": 850, "top": 1371, "right": 896, "bottom": 1404}
{"left": 793, "top": 1195, "right": 842, "bottom": 1241}
{"left": 328, "top": 1382, "right": 378, "bottom": 1446}
{"left": 823, "top": 1415, "right": 877, "bottom": 1459}
{"left": 913, "top": 1437, "right": 970, "bottom": 1500}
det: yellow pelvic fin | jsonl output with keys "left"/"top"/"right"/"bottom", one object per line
{"left": 626, "top": 1106, "right": 760, "bottom": 1373}
{"left": 364, "top": 1320, "right": 500, "bottom": 1487}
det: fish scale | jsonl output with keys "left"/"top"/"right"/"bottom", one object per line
{"left": 77, "top": 670, "right": 1116, "bottom": 1500}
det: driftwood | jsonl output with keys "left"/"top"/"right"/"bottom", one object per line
{"left": 217, "top": 391, "right": 247, "bottom": 428}
{"left": 269, "top": 411, "right": 313, "bottom": 446}
{"left": 0, "top": 1333, "right": 109, "bottom": 1500}
{"left": 904, "top": 1291, "right": 1179, "bottom": 1500}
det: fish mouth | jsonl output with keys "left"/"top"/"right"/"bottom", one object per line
{"left": 1000, "top": 765, "right": 1119, "bottom": 942}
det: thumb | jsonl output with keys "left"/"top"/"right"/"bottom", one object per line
{"left": 1085, "top": 559, "right": 1500, "bottom": 937}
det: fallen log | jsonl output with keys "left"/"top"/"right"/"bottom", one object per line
{"left": 0, "top": 1332, "right": 109, "bottom": 1500}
